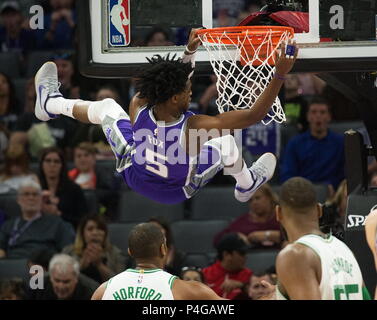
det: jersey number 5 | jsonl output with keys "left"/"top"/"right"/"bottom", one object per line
{"left": 145, "top": 149, "right": 168, "bottom": 178}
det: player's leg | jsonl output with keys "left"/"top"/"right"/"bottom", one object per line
{"left": 34, "top": 61, "right": 127, "bottom": 124}
{"left": 205, "top": 135, "right": 276, "bottom": 202}
{"left": 34, "top": 61, "right": 134, "bottom": 170}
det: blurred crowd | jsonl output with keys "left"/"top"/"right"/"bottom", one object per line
{"left": 0, "top": 0, "right": 375, "bottom": 300}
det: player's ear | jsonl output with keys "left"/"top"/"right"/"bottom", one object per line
{"left": 275, "top": 205, "right": 282, "bottom": 222}
{"left": 317, "top": 203, "right": 323, "bottom": 219}
{"left": 161, "top": 242, "right": 167, "bottom": 257}
{"left": 127, "top": 248, "right": 132, "bottom": 257}
{"left": 171, "top": 93, "right": 180, "bottom": 104}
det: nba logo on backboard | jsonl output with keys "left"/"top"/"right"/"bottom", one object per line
{"left": 108, "top": 0, "right": 130, "bottom": 47}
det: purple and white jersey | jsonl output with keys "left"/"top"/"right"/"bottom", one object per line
{"left": 104, "top": 105, "right": 223, "bottom": 204}
{"left": 131, "top": 106, "right": 193, "bottom": 186}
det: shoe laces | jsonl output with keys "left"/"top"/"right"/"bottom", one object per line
{"left": 250, "top": 161, "right": 268, "bottom": 179}
{"left": 44, "top": 77, "right": 61, "bottom": 94}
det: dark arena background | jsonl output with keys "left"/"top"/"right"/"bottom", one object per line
{"left": 0, "top": 0, "right": 376, "bottom": 307}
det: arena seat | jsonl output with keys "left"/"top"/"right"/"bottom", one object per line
{"left": 182, "top": 254, "right": 211, "bottom": 269}
{"left": 190, "top": 187, "right": 248, "bottom": 220}
{"left": 116, "top": 191, "right": 185, "bottom": 223}
{"left": 107, "top": 223, "right": 137, "bottom": 255}
{"left": 245, "top": 249, "right": 280, "bottom": 273}
{"left": 0, "top": 259, "right": 29, "bottom": 281}
{"left": 82, "top": 189, "right": 99, "bottom": 215}
{"left": 13, "top": 78, "right": 28, "bottom": 110}
{"left": 0, "top": 52, "right": 20, "bottom": 78}
{"left": 329, "top": 121, "right": 364, "bottom": 136}
{"left": 96, "top": 160, "right": 116, "bottom": 173}
{"left": 0, "top": 192, "right": 21, "bottom": 219}
{"left": 172, "top": 219, "right": 229, "bottom": 254}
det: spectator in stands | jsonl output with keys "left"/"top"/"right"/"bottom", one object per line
{"left": 283, "top": 74, "right": 308, "bottom": 131}
{"left": 181, "top": 266, "right": 204, "bottom": 283}
{"left": 39, "top": 147, "right": 88, "bottom": 229}
{"left": 0, "top": 1, "right": 35, "bottom": 54}
{"left": 0, "top": 71, "right": 21, "bottom": 132}
{"left": 30, "top": 253, "right": 98, "bottom": 300}
{"left": 280, "top": 96, "right": 345, "bottom": 190}
{"left": 247, "top": 270, "right": 276, "bottom": 300}
{"left": 0, "top": 180, "right": 74, "bottom": 259}
{"left": 213, "top": 0, "right": 245, "bottom": 19}
{"left": 296, "top": 73, "right": 326, "bottom": 97}
{"left": 203, "top": 233, "right": 252, "bottom": 300}
{"left": 69, "top": 142, "right": 103, "bottom": 190}
{"left": 0, "top": 278, "right": 26, "bottom": 300}
{"left": 0, "top": 145, "right": 39, "bottom": 193}
{"left": 148, "top": 216, "right": 186, "bottom": 277}
{"left": 69, "top": 142, "right": 118, "bottom": 216}
{"left": 36, "top": 0, "right": 76, "bottom": 49}
{"left": 213, "top": 8, "right": 237, "bottom": 28}
{"left": 237, "top": 2, "right": 262, "bottom": 24}
{"left": 63, "top": 214, "right": 126, "bottom": 283}
{"left": 214, "top": 184, "right": 281, "bottom": 249}
{"left": 145, "top": 27, "right": 173, "bottom": 46}
{"left": 53, "top": 52, "right": 80, "bottom": 98}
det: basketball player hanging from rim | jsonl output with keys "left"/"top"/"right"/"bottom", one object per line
{"left": 34, "top": 29, "right": 298, "bottom": 205}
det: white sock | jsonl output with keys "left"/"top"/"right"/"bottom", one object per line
{"left": 46, "top": 97, "right": 81, "bottom": 119}
{"left": 232, "top": 161, "right": 253, "bottom": 189}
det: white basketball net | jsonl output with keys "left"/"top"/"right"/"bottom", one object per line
{"left": 198, "top": 28, "right": 293, "bottom": 125}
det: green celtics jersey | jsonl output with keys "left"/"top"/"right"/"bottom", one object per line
{"left": 102, "top": 268, "right": 177, "bottom": 300}
{"left": 276, "top": 234, "right": 364, "bottom": 300}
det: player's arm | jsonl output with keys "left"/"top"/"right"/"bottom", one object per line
{"left": 187, "top": 41, "right": 298, "bottom": 132}
{"left": 365, "top": 209, "right": 377, "bottom": 299}
{"left": 172, "top": 278, "right": 226, "bottom": 300}
{"left": 129, "top": 93, "right": 149, "bottom": 125}
{"left": 91, "top": 282, "right": 107, "bottom": 300}
{"left": 181, "top": 28, "right": 202, "bottom": 70}
{"left": 365, "top": 209, "right": 377, "bottom": 268}
{"left": 276, "top": 243, "right": 322, "bottom": 300}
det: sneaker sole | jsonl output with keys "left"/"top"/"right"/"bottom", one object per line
{"left": 34, "top": 61, "right": 57, "bottom": 121}
{"left": 235, "top": 153, "right": 277, "bottom": 202}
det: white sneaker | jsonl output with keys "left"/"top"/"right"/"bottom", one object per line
{"left": 34, "top": 61, "right": 62, "bottom": 121}
{"left": 234, "top": 152, "right": 276, "bottom": 202}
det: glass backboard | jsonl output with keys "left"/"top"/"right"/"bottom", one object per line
{"left": 78, "top": 0, "right": 377, "bottom": 78}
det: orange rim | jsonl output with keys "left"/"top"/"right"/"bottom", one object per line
{"left": 197, "top": 26, "right": 294, "bottom": 66}
{"left": 196, "top": 26, "right": 294, "bottom": 44}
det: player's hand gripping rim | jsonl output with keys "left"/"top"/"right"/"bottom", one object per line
{"left": 274, "top": 39, "right": 299, "bottom": 78}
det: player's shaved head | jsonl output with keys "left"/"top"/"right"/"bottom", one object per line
{"left": 280, "top": 177, "right": 317, "bottom": 214}
{"left": 128, "top": 223, "right": 166, "bottom": 260}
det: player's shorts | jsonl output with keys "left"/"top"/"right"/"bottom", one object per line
{"left": 101, "top": 114, "right": 224, "bottom": 204}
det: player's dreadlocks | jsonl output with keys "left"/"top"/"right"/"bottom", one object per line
{"left": 135, "top": 54, "right": 193, "bottom": 105}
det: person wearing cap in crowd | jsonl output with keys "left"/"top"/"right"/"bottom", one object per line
{"left": 202, "top": 233, "right": 252, "bottom": 299}
{"left": 0, "top": 1, "right": 35, "bottom": 54}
